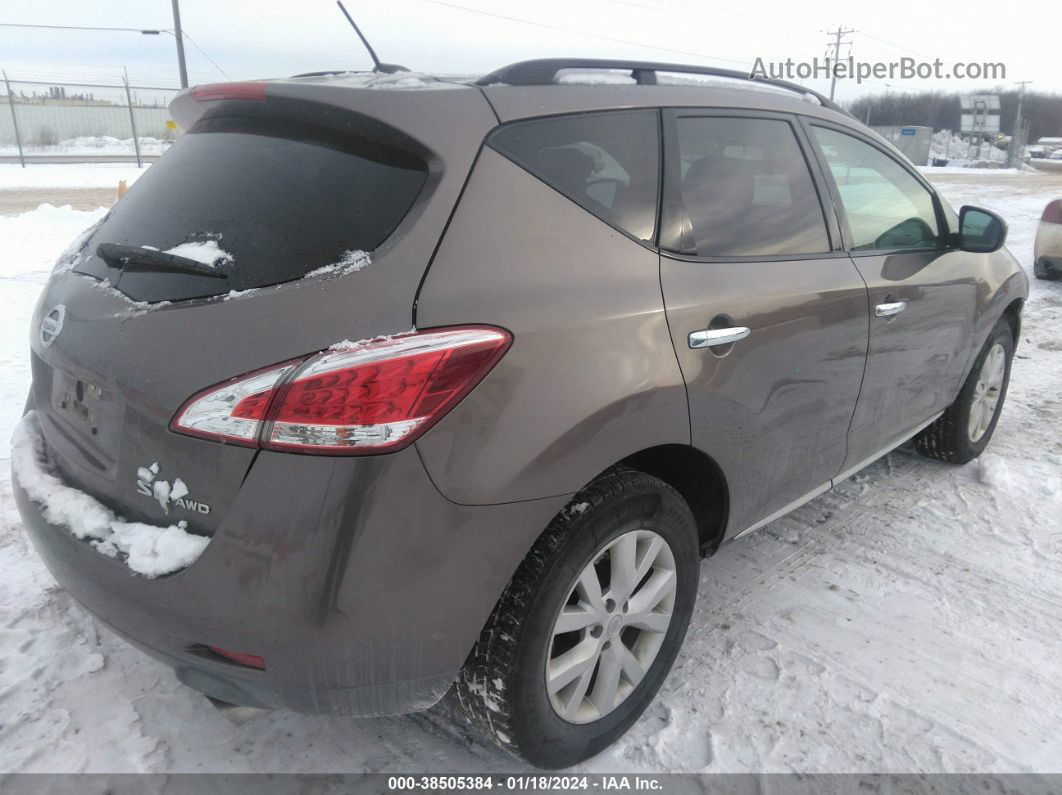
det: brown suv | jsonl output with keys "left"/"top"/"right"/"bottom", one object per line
{"left": 12, "top": 59, "right": 1027, "bottom": 769}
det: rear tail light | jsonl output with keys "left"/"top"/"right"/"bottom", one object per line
{"left": 191, "top": 82, "right": 268, "bottom": 102}
{"left": 171, "top": 326, "right": 512, "bottom": 455}
{"left": 209, "top": 646, "right": 266, "bottom": 669}
{"left": 1042, "top": 199, "right": 1062, "bottom": 224}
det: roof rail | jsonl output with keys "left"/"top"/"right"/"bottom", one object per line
{"left": 475, "top": 58, "right": 850, "bottom": 117}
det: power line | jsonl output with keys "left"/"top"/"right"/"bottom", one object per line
{"left": 414, "top": 0, "right": 751, "bottom": 67}
{"left": 857, "top": 31, "right": 933, "bottom": 61}
{"left": 1, "top": 16, "right": 230, "bottom": 83}
{"left": 0, "top": 22, "right": 166, "bottom": 34}
{"left": 180, "top": 29, "right": 231, "bottom": 81}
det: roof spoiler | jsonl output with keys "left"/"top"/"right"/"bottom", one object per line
{"left": 476, "top": 58, "right": 851, "bottom": 118}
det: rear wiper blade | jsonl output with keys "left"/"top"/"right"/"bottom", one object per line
{"left": 96, "top": 243, "right": 228, "bottom": 279}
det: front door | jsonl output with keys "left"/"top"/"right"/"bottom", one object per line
{"left": 658, "top": 111, "right": 869, "bottom": 536}
{"left": 804, "top": 122, "right": 978, "bottom": 472}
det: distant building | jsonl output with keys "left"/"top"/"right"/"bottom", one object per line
{"left": 871, "top": 125, "right": 933, "bottom": 166}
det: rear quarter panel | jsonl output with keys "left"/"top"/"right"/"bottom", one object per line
{"left": 415, "top": 148, "right": 690, "bottom": 505}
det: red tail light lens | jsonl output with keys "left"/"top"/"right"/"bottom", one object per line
{"left": 170, "top": 326, "right": 512, "bottom": 455}
{"left": 209, "top": 646, "right": 266, "bottom": 669}
{"left": 1042, "top": 199, "right": 1062, "bottom": 225}
{"left": 171, "top": 361, "right": 300, "bottom": 447}
{"left": 191, "top": 82, "right": 268, "bottom": 102}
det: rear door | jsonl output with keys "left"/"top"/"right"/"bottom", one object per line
{"left": 803, "top": 121, "right": 977, "bottom": 473}
{"left": 658, "top": 110, "right": 869, "bottom": 536}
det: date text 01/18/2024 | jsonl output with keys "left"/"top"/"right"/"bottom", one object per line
{"left": 386, "top": 775, "right": 665, "bottom": 790}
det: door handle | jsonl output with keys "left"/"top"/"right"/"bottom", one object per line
{"left": 874, "top": 301, "right": 907, "bottom": 317}
{"left": 688, "top": 326, "right": 751, "bottom": 349}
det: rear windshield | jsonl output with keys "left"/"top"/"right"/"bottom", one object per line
{"left": 75, "top": 115, "right": 428, "bottom": 302}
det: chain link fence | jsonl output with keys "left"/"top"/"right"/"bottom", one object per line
{"left": 1, "top": 73, "right": 181, "bottom": 167}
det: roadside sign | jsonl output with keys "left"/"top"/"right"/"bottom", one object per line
{"left": 960, "top": 95, "right": 1001, "bottom": 134}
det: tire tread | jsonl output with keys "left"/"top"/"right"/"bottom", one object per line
{"left": 456, "top": 467, "right": 673, "bottom": 762}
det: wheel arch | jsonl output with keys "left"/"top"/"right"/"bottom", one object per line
{"left": 1002, "top": 296, "right": 1024, "bottom": 345}
{"left": 617, "top": 444, "right": 729, "bottom": 557}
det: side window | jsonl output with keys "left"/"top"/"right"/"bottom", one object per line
{"left": 811, "top": 126, "right": 941, "bottom": 251}
{"left": 488, "top": 111, "right": 660, "bottom": 242}
{"left": 668, "top": 116, "right": 830, "bottom": 257}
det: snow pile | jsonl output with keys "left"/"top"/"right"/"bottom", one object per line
{"left": 364, "top": 73, "right": 462, "bottom": 90}
{"left": 0, "top": 163, "right": 146, "bottom": 190}
{"left": 305, "top": 249, "right": 371, "bottom": 278}
{"left": 0, "top": 135, "right": 172, "bottom": 157}
{"left": 162, "top": 239, "right": 233, "bottom": 268}
{"left": 930, "top": 130, "right": 1010, "bottom": 167}
{"left": 975, "top": 454, "right": 1016, "bottom": 490}
{"left": 11, "top": 412, "right": 210, "bottom": 578}
{"left": 0, "top": 203, "right": 109, "bottom": 279}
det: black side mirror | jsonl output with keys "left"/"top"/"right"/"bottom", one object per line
{"left": 958, "top": 205, "right": 1007, "bottom": 253}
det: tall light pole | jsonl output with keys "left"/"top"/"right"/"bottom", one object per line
{"left": 0, "top": 19, "right": 190, "bottom": 88}
{"left": 171, "top": 0, "right": 189, "bottom": 88}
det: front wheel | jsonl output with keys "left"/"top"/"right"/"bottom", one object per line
{"left": 914, "top": 319, "right": 1014, "bottom": 464}
{"left": 457, "top": 468, "right": 699, "bottom": 769}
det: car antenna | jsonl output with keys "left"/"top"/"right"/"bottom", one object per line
{"left": 336, "top": 1, "right": 409, "bottom": 74}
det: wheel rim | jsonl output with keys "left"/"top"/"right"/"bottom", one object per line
{"left": 545, "top": 529, "right": 677, "bottom": 724}
{"left": 968, "top": 342, "right": 1006, "bottom": 443}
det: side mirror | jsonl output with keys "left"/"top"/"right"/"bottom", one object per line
{"left": 958, "top": 205, "right": 1007, "bottom": 253}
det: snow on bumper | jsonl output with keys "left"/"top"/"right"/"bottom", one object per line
{"left": 11, "top": 411, "right": 210, "bottom": 578}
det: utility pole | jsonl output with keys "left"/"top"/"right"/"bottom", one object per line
{"left": 171, "top": 0, "right": 189, "bottom": 88}
{"left": 825, "top": 25, "right": 855, "bottom": 102}
{"left": 1008, "top": 80, "right": 1033, "bottom": 169}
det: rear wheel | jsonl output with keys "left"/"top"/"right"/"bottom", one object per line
{"left": 1034, "top": 258, "right": 1059, "bottom": 280}
{"left": 456, "top": 468, "right": 699, "bottom": 769}
{"left": 914, "top": 319, "right": 1014, "bottom": 464}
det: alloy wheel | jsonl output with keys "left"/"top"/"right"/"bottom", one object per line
{"left": 545, "top": 529, "right": 677, "bottom": 724}
{"left": 969, "top": 342, "right": 1006, "bottom": 443}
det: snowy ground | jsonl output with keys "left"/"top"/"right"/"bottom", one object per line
{"left": 0, "top": 163, "right": 146, "bottom": 190}
{"left": 0, "top": 170, "right": 1061, "bottom": 773}
{"left": 0, "top": 136, "right": 172, "bottom": 159}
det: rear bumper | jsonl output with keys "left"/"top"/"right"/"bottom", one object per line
{"left": 14, "top": 438, "right": 570, "bottom": 716}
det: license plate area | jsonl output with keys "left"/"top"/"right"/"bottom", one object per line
{"left": 46, "top": 366, "right": 124, "bottom": 478}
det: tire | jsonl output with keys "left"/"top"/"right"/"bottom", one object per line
{"left": 1034, "top": 258, "right": 1060, "bottom": 280}
{"left": 456, "top": 468, "right": 699, "bottom": 769}
{"left": 914, "top": 319, "right": 1014, "bottom": 465}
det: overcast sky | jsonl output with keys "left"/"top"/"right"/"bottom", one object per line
{"left": 0, "top": 0, "right": 1055, "bottom": 101}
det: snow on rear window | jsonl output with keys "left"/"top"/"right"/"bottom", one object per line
{"left": 162, "top": 239, "right": 233, "bottom": 267}
{"left": 74, "top": 115, "right": 427, "bottom": 303}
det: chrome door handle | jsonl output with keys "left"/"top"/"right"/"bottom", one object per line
{"left": 688, "top": 326, "right": 751, "bottom": 349}
{"left": 875, "top": 301, "right": 907, "bottom": 317}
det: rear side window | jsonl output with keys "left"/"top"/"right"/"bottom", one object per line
{"left": 488, "top": 111, "right": 660, "bottom": 242}
{"left": 667, "top": 116, "right": 830, "bottom": 257}
{"left": 77, "top": 115, "right": 428, "bottom": 302}
{"left": 811, "top": 126, "right": 940, "bottom": 251}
